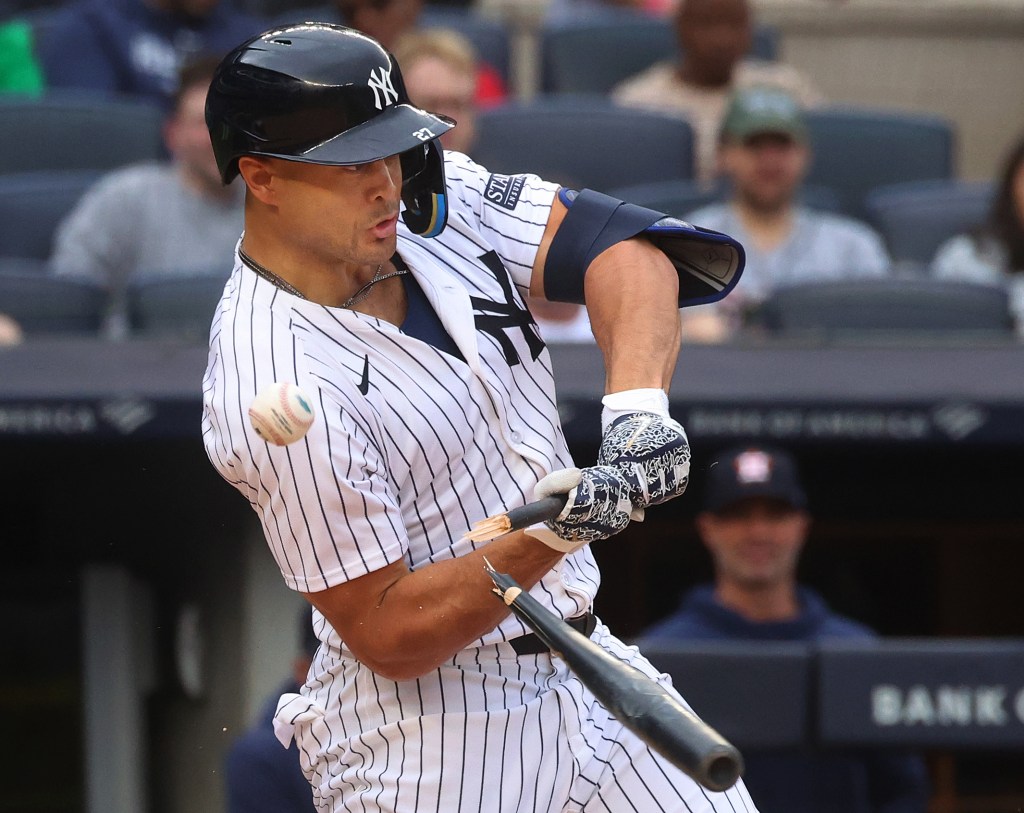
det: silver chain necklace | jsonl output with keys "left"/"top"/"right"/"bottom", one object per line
{"left": 239, "top": 249, "right": 407, "bottom": 309}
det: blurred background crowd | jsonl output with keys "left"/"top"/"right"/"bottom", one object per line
{"left": 0, "top": 0, "right": 1022, "bottom": 346}
{"left": 3, "top": 2, "right": 1024, "bottom": 813}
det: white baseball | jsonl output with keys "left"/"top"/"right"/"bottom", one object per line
{"left": 248, "top": 381, "right": 315, "bottom": 446}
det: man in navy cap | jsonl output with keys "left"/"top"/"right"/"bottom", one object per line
{"left": 639, "top": 445, "right": 930, "bottom": 813}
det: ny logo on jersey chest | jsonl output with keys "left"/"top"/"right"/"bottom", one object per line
{"left": 471, "top": 251, "right": 544, "bottom": 367}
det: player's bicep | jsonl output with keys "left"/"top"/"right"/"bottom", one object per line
{"left": 530, "top": 191, "right": 569, "bottom": 298}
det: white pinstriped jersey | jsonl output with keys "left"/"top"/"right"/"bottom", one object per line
{"left": 203, "top": 151, "right": 595, "bottom": 645}
{"left": 202, "top": 151, "right": 756, "bottom": 813}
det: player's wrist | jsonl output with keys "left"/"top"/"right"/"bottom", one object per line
{"left": 600, "top": 387, "right": 670, "bottom": 434}
{"left": 524, "top": 522, "right": 587, "bottom": 554}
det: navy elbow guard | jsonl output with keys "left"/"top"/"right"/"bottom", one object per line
{"left": 543, "top": 188, "right": 745, "bottom": 307}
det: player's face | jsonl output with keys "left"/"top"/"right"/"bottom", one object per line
{"left": 165, "top": 84, "right": 223, "bottom": 193}
{"left": 721, "top": 133, "right": 809, "bottom": 214}
{"left": 266, "top": 155, "right": 403, "bottom": 271}
{"left": 403, "top": 56, "right": 477, "bottom": 155}
{"left": 697, "top": 498, "right": 808, "bottom": 590}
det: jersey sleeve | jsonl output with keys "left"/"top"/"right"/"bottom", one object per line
{"left": 251, "top": 388, "right": 408, "bottom": 594}
{"left": 203, "top": 288, "right": 409, "bottom": 594}
{"left": 442, "top": 150, "right": 559, "bottom": 291}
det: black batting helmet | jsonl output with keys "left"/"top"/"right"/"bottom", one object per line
{"left": 206, "top": 23, "right": 454, "bottom": 237}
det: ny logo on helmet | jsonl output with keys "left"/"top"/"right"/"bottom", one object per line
{"left": 368, "top": 66, "right": 398, "bottom": 110}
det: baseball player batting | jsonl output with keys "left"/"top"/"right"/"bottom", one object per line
{"left": 201, "top": 22, "right": 753, "bottom": 813}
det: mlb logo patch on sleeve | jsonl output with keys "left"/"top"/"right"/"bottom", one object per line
{"left": 484, "top": 173, "right": 526, "bottom": 210}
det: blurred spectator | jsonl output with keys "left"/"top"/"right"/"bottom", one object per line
{"left": 330, "top": 0, "right": 506, "bottom": 106}
{"left": 49, "top": 55, "right": 243, "bottom": 338}
{"left": 683, "top": 86, "right": 889, "bottom": 339}
{"left": 932, "top": 133, "right": 1024, "bottom": 338}
{"left": 638, "top": 445, "right": 930, "bottom": 813}
{"left": 612, "top": 0, "right": 821, "bottom": 185}
{"left": 224, "top": 612, "right": 318, "bottom": 813}
{"left": 546, "top": 0, "right": 673, "bottom": 23}
{"left": 0, "top": 17, "right": 43, "bottom": 94}
{"left": 0, "top": 313, "right": 23, "bottom": 346}
{"left": 36, "top": 0, "right": 264, "bottom": 109}
{"left": 392, "top": 28, "right": 478, "bottom": 154}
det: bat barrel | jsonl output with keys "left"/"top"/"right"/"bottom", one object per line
{"left": 702, "top": 748, "right": 743, "bottom": 793}
{"left": 489, "top": 577, "right": 746, "bottom": 793}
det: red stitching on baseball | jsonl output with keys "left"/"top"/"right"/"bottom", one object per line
{"left": 278, "top": 382, "right": 301, "bottom": 428}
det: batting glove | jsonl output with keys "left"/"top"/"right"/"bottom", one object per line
{"left": 526, "top": 466, "right": 636, "bottom": 553}
{"left": 598, "top": 412, "right": 691, "bottom": 511}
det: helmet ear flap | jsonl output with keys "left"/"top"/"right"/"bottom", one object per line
{"left": 401, "top": 140, "right": 448, "bottom": 238}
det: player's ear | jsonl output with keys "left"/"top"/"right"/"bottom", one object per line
{"left": 237, "top": 156, "right": 276, "bottom": 203}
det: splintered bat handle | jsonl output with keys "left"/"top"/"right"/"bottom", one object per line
{"left": 505, "top": 494, "right": 568, "bottom": 529}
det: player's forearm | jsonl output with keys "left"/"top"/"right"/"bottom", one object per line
{"left": 306, "top": 532, "right": 564, "bottom": 682}
{"left": 583, "top": 237, "right": 682, "bottom": 394}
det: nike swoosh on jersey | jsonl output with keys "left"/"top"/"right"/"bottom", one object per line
{"left": 358, "top": 355, "right": 370, "bottom": 396}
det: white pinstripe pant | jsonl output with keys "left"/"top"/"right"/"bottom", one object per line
{"left": 284, "top": 622, "right": 759, "bottom": 813}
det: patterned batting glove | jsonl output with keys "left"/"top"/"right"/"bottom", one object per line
{"left": 598, "top": 412, "right": 691, "bottom": 510}
{"left": 526, "top": 466, "right": 636, "bottom": 553}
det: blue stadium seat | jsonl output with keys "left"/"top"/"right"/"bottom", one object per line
{"left": 0, "top": 92, "right": 165, "bottom": 175}
{"left": 803, "top": 107, "right": 955, "bottom": 222}
{"left": 539, "top": 16, "right": 777, "bottom": 95}
{"left": 473, "top": 97, "right": 694, "bottom": 192}
{"left": 272, "top": 5, "right": 511, "bottom": 82}
{"left": 0, "top": 170, "right": 102, "bottom": 259}
{"left": 15, "top": 3, "right": 71, "bottom": 54}
{"left": 0, "top": 258, "right": 106, "bottom": 335}
{"left": 421, "top": 6, "right": 511, "bottom": 83}
{"left": 608, "top": 179, "right": 842, "bottom": 219}
{"left": 863, "top": 179, "right": 994, "bottom": 267}
{"left": 128, "top": 271, "right": 231, "bottom": 341}
{"left": 752, "top": 278, "right": 1014, "bottom": 339}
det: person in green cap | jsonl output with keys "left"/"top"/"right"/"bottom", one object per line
{"left": 682, "top": 85, "right": 891, "bottom": 339}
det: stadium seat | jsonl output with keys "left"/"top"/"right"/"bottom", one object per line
{"left": 608, "top": 179, "right": 842, "bottom": 219}
{"left": 128, "top": 272, "right": 231, "bottom": 341}
{"left": 0, "top": 258, "right": 106, "bottom": 335}
{"left": 421, "top": 6, "right": 511, "bottom": 83}
{"left": 751, "top": 278, "right": 1014, "bottom": 339}
{"left": 803, "top": 107, "right": 955, "bottom": 222}
{"left": 539, "top": 16, "right": 777, "bottom": 95}
{"left": 472, "top": 97, "right": 694, "bottom": 192}
{"left": 271, "top": 5, "right": 511, "bottom": 82}
{"left": 0, "top": 92, "right": 165, "bottom": 175}
{"left": 864, "top": 179, "right": 994, "bottom": 267}
{"left": 0, "top": 170, "right": 101, "bottom": 259}
{"left": 15, "top": 3, "right": 70, "bottom": 54}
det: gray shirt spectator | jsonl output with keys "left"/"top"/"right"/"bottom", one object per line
{"left": 932, "top": 236, "right": 1024, "bottom": 338}
{"left": 51, "top": 164, "right": 243, "bottom": 333}
{"left": 49, "top": 56, "right": 243, "bottom": 337}
{"left": 685, "top": 203, "right": 889, "bottom": 304}
{"left": 931, "top": 133, "right": 1024, "bottom": 338}
{"left": 679, "top": 85, "right": 889, "bottom": 340}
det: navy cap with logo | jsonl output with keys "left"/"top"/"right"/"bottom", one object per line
{"left": 703, "top": 446, "right": 807, "bottom": 513}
